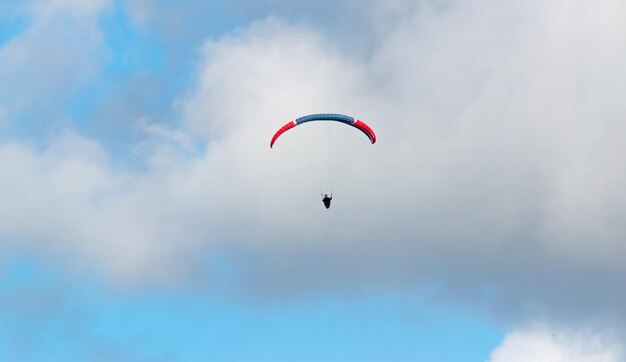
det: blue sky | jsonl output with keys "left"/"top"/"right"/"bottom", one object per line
{"left": 2, "top": 0, "right": 626, "bottom": 361}
{"left": 1, "top": 255, "right": 502, "bottom": 361}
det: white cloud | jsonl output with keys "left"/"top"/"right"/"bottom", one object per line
{"left": 136, "top": 116, "right": 195, "bottom": 152}
{"left": 173, "top": 0, "right": 626, "bottom": 325}
{"left": 182, "top": 18, "right": 367, "bottom": 138}
{"left": 489, "top": 327, "right": 623, "bottom": 362}
{"left": 0, "top": 132, "right": 206, "bottom": 284}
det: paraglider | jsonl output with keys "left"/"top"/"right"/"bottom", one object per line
{"left": 322, "top": 193, "right": 333, "bottom": 209}
{"left": 270, "top": 113, "right": 376, "bottom": 209}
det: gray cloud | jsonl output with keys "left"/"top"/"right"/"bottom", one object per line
{"left": 0, "top": 0, "right": 109, "bottom": 129}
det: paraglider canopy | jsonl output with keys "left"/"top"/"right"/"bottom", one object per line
{"left": 270, "top": 113, "right": 376, "bottom": 148}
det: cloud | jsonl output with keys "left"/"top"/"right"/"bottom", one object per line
{"left": 174, "top": 0, "right": 626, "bottom": 329}
{"left": 0, "top": 0, "right": 109, "bottom": 126}
{"left": 2, "top": 0, "right": 626, "bottom": 340}
{"left": 488, "top": 327, "right": 623, "bottom": 362}
{"left": 0, "top": 131, "right": 214, "bottom": 284}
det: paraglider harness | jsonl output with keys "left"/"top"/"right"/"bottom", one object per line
{"left": 321, "top": 193, "right": 333, "bottom": 209}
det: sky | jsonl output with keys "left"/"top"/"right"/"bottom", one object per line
{"left": 1, "top": 0, "right": 626, "bottom": 360}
